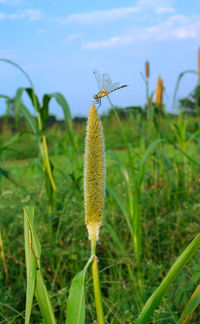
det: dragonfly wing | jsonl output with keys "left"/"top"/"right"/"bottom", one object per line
{"left": 103, "top": 73, "right": 112, "bottom": 91}
{"left": 93, "top": 70, "right": 104, "bottom": 90}
{"left": 110, "top": 82, "right": 120, "bottom": 91}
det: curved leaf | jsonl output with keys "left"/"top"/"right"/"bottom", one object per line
{"left": 136, "top": 233, "right": 200, "bottom": 324}
{"left": 66, "top": 258, "right": 92, "bottom": 324}
{"left": 178, "top": 284, "right": 200, "bottom": 323}
{"left": 49, "top": 92, "right": 75, "bottom": 145}
{"left": 20, "top": 104, "right": 38, "bottom": 135}
{"left": 24, "top": 206, "right": 57, "bottom": 324}
{"left": 24, "top": 206, "right": 37, "bottom": 324}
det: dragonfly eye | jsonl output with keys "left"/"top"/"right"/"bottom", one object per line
{"left": 93, "top": 94, "right": 98, "bottom": 100}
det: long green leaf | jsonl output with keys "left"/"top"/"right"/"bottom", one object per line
{"left": 0, "top": 167, "right": 26, "bottom": 190}
{"left": 35, "top": 270, "right": 57, "bottom": 324}
{"left": 0, "top": 132, "right": 24, "bottom": 154}
{"left": 172, "top": 70, "right": 197, "bottom": 109}
{"left": 138, "top": 139, "right": 164, "bottom": 186}
{"left": 49, "top": 92, "right": 75, "bottom": 145}
{"left": 25, "top": 88, "right": 41, "bottom": 113}
{"left": 172, "top": 143, "right": 200, "bottom": 167}
{"left": 14, "top": 87, "right": 24, "bottom": 125}
{"left": 136, "top": 233, "right": 200, "bottom": 324}
{"left": 24, "top": 206, "right": 37, "bottom": 324}
{"left": 107, "top": 184, "right": 132, "bottom": 236}
{"left": 41, "top": 94, "right": 51, "bottom": 128}
{"left": 20, "top": 104, "right": 38, "bottom": 135}
{"left": 24, "top": 206, "right": 57, "bottom": 324}
{"left": 178, "top": 284, "right": 200, "bottom": 323}
{"left": 66, "top": 258, "right": 92, "bottom": 324}
{"left": 0, "top": 94, "right": 9, "bottom": 99}
{"left": 0, "top": 58, "right": 34, "bottom": 87}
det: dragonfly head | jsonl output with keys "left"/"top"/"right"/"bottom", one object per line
{"left": 93, "top": 94, "right": 98, "bottom": 100}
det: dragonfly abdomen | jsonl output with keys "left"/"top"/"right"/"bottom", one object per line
{"left": 109, "top": 84, "right": 128, "bottom": 94}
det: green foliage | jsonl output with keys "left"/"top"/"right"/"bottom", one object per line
{"left": 1, "top": 112, "right": 200, "bottom": 322}
{"left": 1, "top": 57, "right": 200, "bottom": 322}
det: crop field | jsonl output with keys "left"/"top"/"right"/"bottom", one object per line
{"left": 1, "top": 59, "right": 200, "bottom": 324}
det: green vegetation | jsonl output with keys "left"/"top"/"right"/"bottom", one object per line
{"left": 1, "top": 57, "right": 200, "bottom": 323}
{"left": 1, "top": 108, "right": 200, "bottom": 323}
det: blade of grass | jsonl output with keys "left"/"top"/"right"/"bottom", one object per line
{"left": 35, "top": 270, "right": 57, "bottom": 324}
{"left": 106, "top": 184, "right": 132, "bottom": 235}
{"left": 24, "top": 206, "right": 57, "bottom": 324}
{"left": 19, "top": 104, "right": 38, "bottom": 136}
{"left": 0, "top": 231, "right": 9, "bottom": 285}
{"left": 0, "top": 167, "right": 26, "bottom": 190}
{"left": 171, "top": 142, "right": 200, "bottom": 167}
{"left": 138, "top": 139, "right": 164, "bottom": 186}
{"left": 0, "top": 131, "right": 25, "bottom": 154}
{"left": 0, "top": 59, "right": 33, "bottom": 87}
{"left": 49, "top": 93, "right": 75, "bottom": 146}
{"left": 172, "top": 70, "right": 197, "bottom": 109}
{"left": 136, "top": 233, "right": 200, "bottom": 324}
{"left": 66, "top": 257, "right": 93, "bottom": 324}
{"left": 24, "top": 206, "right": 36, "bottom": 324}
{"left": 178, "top": 284, "right": 200, "bottom": 323}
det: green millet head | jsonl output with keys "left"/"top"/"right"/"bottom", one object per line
{"left": 84, "top": 104, "right": 105, "bottom": 243}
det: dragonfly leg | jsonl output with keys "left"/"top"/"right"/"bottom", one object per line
{"left": 93, "top": 99, "right": 101, "bottom": 109}
{"left": 96, "top": 99, "right": 101, "bottom": 109}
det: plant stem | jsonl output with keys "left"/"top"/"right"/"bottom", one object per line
{"left": 92, "top": 256, "right": 105, "bottom": 324}
{"left": 91, "top": 241, "right": 105, "bottom": 324}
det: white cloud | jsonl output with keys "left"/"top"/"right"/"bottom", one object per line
{"left": 63, "top": 33, "right": 81, "bottom": 43}
{"left": 0, "top": 8, "right": 42, "bottom": 21}
{"left": 55, "top": 7, "right": 138, "bottom": 25}
{"left": 82, "top": 36, "right": 133, "bottom": 50}
{"left": 54, "top": 0, "right": 175, "bottom": 25}
{"left": 82, "top": 14, "right": 200, "bottom": 50}
{"left": 139, "top": 14, "right": 200, "bottom": 41}
{"left": 136, "top": 0, "right": 175, "bottom": 14}
{"left": 0, "top": 0, "right": 23, "bottom": 5}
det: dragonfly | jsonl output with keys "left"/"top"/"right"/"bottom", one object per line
{"left": 93, "top": 70, "right": 128, "bottom": 107}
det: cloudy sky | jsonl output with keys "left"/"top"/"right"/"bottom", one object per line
{"left": 0, "top": 0, "right": 200, "bottom": 117}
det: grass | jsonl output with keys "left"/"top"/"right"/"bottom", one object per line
{"left": 0, "top": 109, "right": 200, "bottom": 323}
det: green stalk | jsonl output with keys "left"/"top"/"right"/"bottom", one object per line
{"left": 41, "top": 135, "right": 56, "bottom": 192}
{"left": 91, "top": 243, "right": 105, "bottom": 324}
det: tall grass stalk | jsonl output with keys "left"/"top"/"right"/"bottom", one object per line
{"left": 143, "top": 60, "right": 151, "bottom": 120}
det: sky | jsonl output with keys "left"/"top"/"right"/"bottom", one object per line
{"left": 0, "top": 0, "right": 200, "bottom": 117}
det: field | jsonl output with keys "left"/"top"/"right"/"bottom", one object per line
{"left": 1, "top": 106, "right": 200, "bottom": 323}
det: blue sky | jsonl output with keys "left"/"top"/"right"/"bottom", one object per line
{"left": 0, "top": 0, "right": 200, "bottom": 117}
